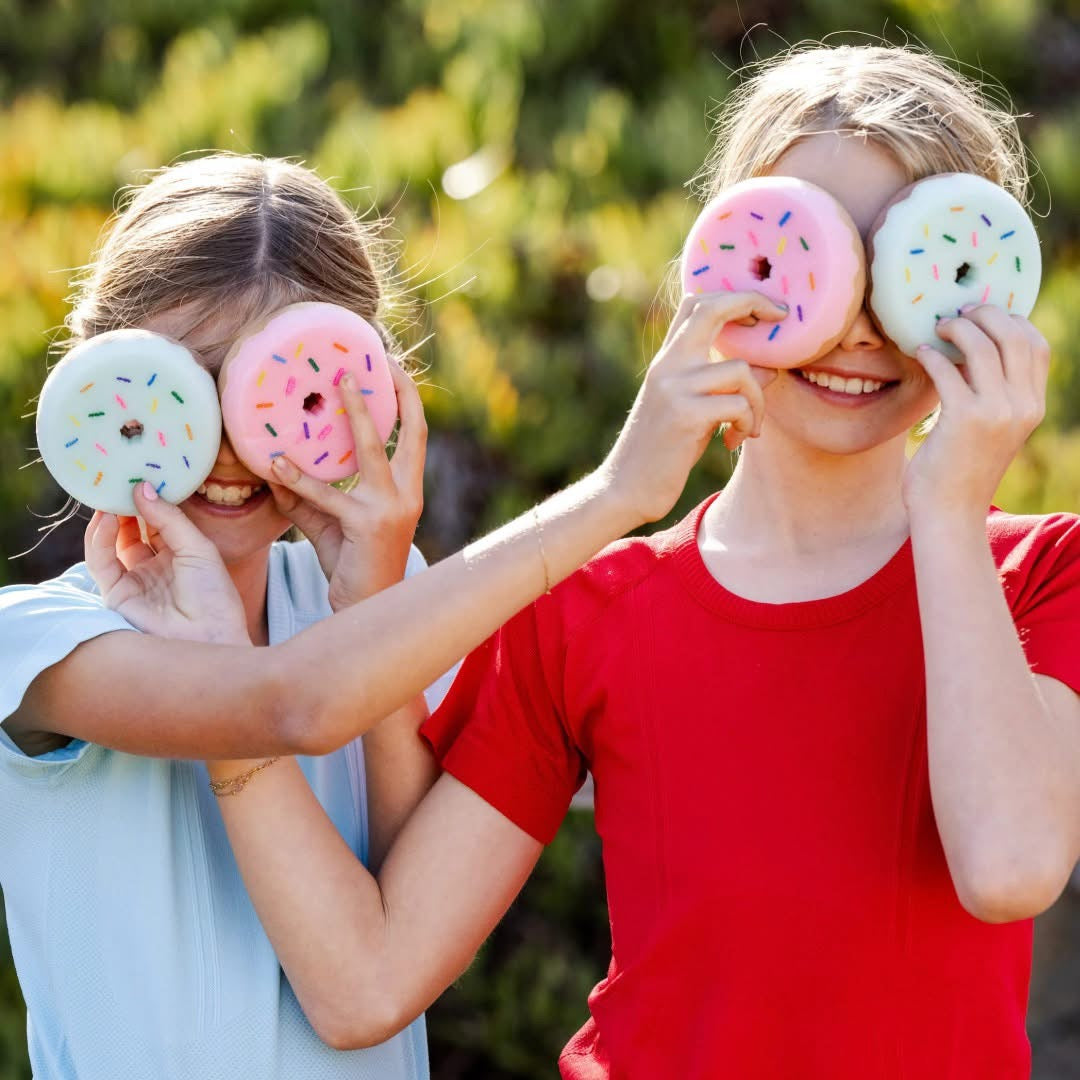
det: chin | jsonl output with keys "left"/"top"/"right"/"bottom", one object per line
{"left": 179, "top": 498, "right": 291, "bottom": 566}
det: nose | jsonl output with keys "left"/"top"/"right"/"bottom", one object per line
{"left": 837, "top": 303, "right": 886, "bottom": 352}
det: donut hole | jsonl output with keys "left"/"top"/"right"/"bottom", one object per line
{"left": 954, "top": 261, "right": 977, "bottom": 286}
{"left": 749, "top": 255, "right": 773, "bottom": 282}
{"left": 119, "top": 419, "right": 144, "bottom": 441}
{"left": 302, "top": 392, "right": 326, "bottom": 416}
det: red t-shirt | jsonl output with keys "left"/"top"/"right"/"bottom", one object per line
{"left": 422, "top": 496, "right": 1080, "bottom": 1079}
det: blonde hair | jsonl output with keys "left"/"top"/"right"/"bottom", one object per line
{"left": 696, "top": 44, "right": 1028, "bottom": 203}
{"left": 65, "top": 153, "right": 399, "bottom": 364}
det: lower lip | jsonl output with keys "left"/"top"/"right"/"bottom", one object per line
{"left": 793, "top": 372, "right": 898, "bottom": 407}
{"left": 185, "top": 486, "right": 272, "bottom": 517}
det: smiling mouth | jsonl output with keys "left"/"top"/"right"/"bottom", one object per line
{"left": 797, "top": 369, "right": 898, "bottom": 396}
{"left": 195, "top": 481, "right": 267, "bottom": 507}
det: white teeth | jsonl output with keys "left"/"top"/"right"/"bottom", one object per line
{"left": 199, "top": 482, "right": 262, "bottom": 506}
{"left": 799, "top": 370, "right": 884, "bottom": 395}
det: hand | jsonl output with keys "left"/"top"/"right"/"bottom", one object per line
{"left": 85, "top": 483, "right": 250, "bottom": 645}
{"left": 601, "top": 291, "right": 785, "bottom": 523}
{"left": 904, "top": 304, "right": 1049, "bottom": 525}
{"left": 266, "top": 360, "right": 427, "bottom": 611}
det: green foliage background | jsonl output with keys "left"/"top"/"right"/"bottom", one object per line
{"left": 0, "top": 0, "right": 1078, "bottom": 1076}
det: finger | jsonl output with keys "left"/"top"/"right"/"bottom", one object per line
{"left": 131, "top": 483, "right": 218, "bottom": 560}
{"left": 267, "top": 480, "right": 337, "bottom": 537}
{"left": 666, "top": 292, "right": 789, "bottom": 366}
{"left": 751, "top": 367, "right": 779, "bottom": 391}
{"left": 959, "top": 305, "right": 1033, "bottom": 391}
{"left": 914, "top": 343, "right": 972, "bottom": 408}
{"left": 341, "top": 372, "right": 394, "bottom": 493}
{"left": 1008, "top": 314, "right": 1051, "bottom": 401}
{"left": 386, "top": 358, "right": 428, "bottom": 498}
{"left": 933, "top": 316, "right": 1004, "bottom": 396}
{"left": 658, "top": 294, "right": 699, "bottom": 353}
{"left": 114, "top": 514, "right": 157, "bottom": 570}
{"left": 679, "top": 360, "right": 766, "bottom": 436}
{"left": 269, "top": 455, "right": 360, "bottom": 521}
{"left": 692, "top": 393, "right": 755, "bottom": 440}
{"left": 84, "top": 512, "right": 127, "bottom": 595}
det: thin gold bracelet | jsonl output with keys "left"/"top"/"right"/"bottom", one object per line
{"left": 208, "top": 757, "right": 281, "bottom": 797}
{"left": 532, "top": 505, "right": 552, "bottom": 594}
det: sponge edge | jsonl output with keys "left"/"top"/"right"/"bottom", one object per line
{"left": 866, "top": 172, "right": 1042, "bottom": 359}
{"left": 218, "top": 302, "right": 398, "bottom": 483}
{"left": 36, "top": 330, "right": 222, "bottom": 515}
{"left": 681, "top": 176, "right": 866, "bottom": 369}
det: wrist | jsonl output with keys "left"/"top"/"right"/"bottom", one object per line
{"left": 587, "top": 463, "right": 650, "bottom": 535}
{"left": 907, "top": 501, "right": 988, "bottom": 547}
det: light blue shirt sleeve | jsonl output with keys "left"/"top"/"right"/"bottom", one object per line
{"left": 0, "top": 563, "right": 137, "bottom": 770}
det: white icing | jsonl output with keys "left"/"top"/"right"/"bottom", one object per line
{"left": 869, "top": 174, "right": 1041, "bottom": 359}
{"left": 36, "top": 330, "right": 222, "bottom": 514}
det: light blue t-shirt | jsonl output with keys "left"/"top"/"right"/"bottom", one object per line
{"left": 0, "top": 540, "right": 454, "bottom": 1080}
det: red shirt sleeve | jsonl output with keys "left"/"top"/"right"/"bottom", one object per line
{"left": 420, "top": 598, "right": 585, "bottom": 844}
{"left": 993, "top": 511, "right": 1080, "bottom": 692}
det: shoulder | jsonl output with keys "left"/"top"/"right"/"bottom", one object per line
{"left": 987, "top": 507, "right": 1080, "bottom": 577}
{"left": 0, "top": 562, "right": 105, "bottom": 616}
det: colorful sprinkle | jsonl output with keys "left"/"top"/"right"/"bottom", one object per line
{"left": 923, "top": 225, "right": 930, "bottom": 238}
{"left": 183, "top": 455, "right": 190, "bottom": 469}
{"left": 717, "top": 211, "right": 732, "bottom": 221}
{"left": 285, "top": 377, "right": 297, "bottom": 396}
{"left": 95, "top": 442, "right": 107, "bottom": 454}
{"left": 912, "top": 293, "right": 924, "bottom": 304}
{"left": 776, "top": 236, "right": 787, "bottom": 255}
{"left": 75, "top": 460, "right": 87, "bottom": 472}
{"left": 116, "top": 376, "right": 131, "bottom": 383}
{"left": 750, "top": 211, "right": 764, "bottom": 220}
{"left": 86, "top": 412, "right": 101, "bottom": 419}
{"left": 93, "top": 471, "right": 103, "bottom": 486}
{"left": 950, "top": 206, "right": 965, "bottom": 212}
{"left": 981, "top": 214, "right": 992, "bottom": 227}
{"left": 942, "top": 234, "right": 957, "bottom": 244}
{"left": 145, "top": 462, "right": 161, "bottom": 470}
{"left": 314, "top": 451, "right": 329, "bottom": 465}
{"left": 981, "top": 285, "right": 991, "bottom": 303}
{"left": 257, "top": 370, "right": 266, "bottom": 387}
{"left": 150, "top": 399, "right": 158, "bottom": 413}
{"left": 1000, "top": 230, "right": 1015, "bottom": 240}
{"left": 256, "top": 402, "right": 274, "bottom": 409}
{"left": 269, "top": 450, "right": 285, "bottom": 459}
{"left": 718, "top": 243, "right": 735, "bottom": 250}
{"left": 971, "top": 231, "right": 978, "bottom": 247}
{"left": 185, "top": 423, "right": 193, "bottom": 441}
{"left": 361, "top": 389, "right": 374, "bottom": 396}
{"left": 748, "top": 231, "right": 759, "bottom": 247}
{"left": 910, "top": 248, "right": 925, "bottom": 255}
{"left": 721, "top": 277, "right": 735, "bottom": 292}
{"left": 171, "top": 391, "right": 184, "bottom": 404}
{"left": 699, "top": 238, "right": 708, "bottom": 254}
{"left": 988, "top": 252, "right": 999, "bottom": 265}
{"left": 303, "top": 422, "right": 310, "bottom": 439}
{"left": 265, "top": 423, "right": 278, "bottom": 436}
{"left": 799, "top": 236, "right": 809, "bottom": 251}
{"left": 337, "top": 450, "right": 354, "bottom": 465}
{"left": 79, "top": 382, "right": 94, "bottom": 393}
{"left": 808, "top": 272, "right": 816, "bottom": 291}
{"left": 272, "top": 353, "right": 288, "bottom": 364}
{"left": 307, "top": 357, "right": 320, "bottom": 372}
{"left": 767, "top": 324, "right": 780, "bottom": 341}
{"left": 128, "top": 478, "right": 142, "bottom": 484}
{"left": 115, "top": 394, "right": 127, "bottom": 409}
{"left": 932, "top": 264, "right": 939, "bottom": 281}
{"left": 781, "top": 275, "right": 789, "bottom": 296}
{"left": 691, "top": 265, "right": 710, "bottom": 276}
{"left": 365, "top": 353, "right": 372, "bottom": 372}
{"left": 295, "top": 343, "right": 304, "bottom": 359}
{"left": 778, "top": 210, "right": 792, "bottom": 227}
{"left": 64, "top": 437, "right": 78, "bottom": 448}
{"left": 156, "top": 481, "right": 166, "bottom": 495}
{"left": 332, "top": 367, "right": 346, "bottom": 387}
{"left": 905, "top": 268, "right": 911, "bottom": 283}
{"left": 1008, "top": 292, "right": 1015, "bottom": 310}
{"left": 1015, "top": 256, "right": 1021, "bottom": 272}
{"left": 158, "top": 431, "right": 166, "bottom": 447}
{"left": 147, "top": 373, "right": 157, "bottom": 387}
{"left": 317, "top": 425, "right": 333, "bottom": 441}
{"left": 336, "top": 407, "right": 346, "bottom": 414}
{"left": 796, "top": 304, "right": 804, "bottom": 322}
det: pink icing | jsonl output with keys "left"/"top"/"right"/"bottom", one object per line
{"left": 680, "top": 177, "right": 864, "bottom": 368}
{"left": 219, "top": 303, "right": 397, "bottom": 482}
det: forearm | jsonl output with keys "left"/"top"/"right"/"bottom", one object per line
{"left": 280, "top": 469, "right": 640, "bottom": 754}
{"left": 911, "top": 510, "right": 1080, "bottom": 919}
{"left": 362, "top": 695, "right": 438, "bottom": 869}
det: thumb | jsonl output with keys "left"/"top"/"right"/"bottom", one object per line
{"left": 750, "top": 367, "right": 778, "bottom": 389}
{"left": 131, "top": 482, "right": 217, "bottom": 560}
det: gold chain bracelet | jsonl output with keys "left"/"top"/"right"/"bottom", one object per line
{"left": 208, "top": 757, "right": 281, "bottom": 797}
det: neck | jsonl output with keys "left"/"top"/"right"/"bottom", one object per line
{"left": 225, "top": 548, "right": 272, "bottom": 647}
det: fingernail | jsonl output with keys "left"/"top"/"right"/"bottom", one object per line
{"left": 271, "top": 456, "right": 298, "bottom": 481}
{"left": 960, "top": 304, "right": 976, "bottom": 313}
{"left": 777, "top": 303, "right": 789, "bottom": 312}
{"left": 141, "top": 481, "right": 158, "bottom": 501}
{"left": 342, "top": 372, "right": 357, "bottom": 391}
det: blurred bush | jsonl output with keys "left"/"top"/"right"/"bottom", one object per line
{"left": 0, "top": 1, "right": 1078, "bottom": 1076}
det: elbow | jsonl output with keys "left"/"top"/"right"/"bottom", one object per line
{"left": 949, "top": 841, "right": 1071, "bottom": 924}
{"left": 311, "top": 991, "right": 415, "bottom": 1052}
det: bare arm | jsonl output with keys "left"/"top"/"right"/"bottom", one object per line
{"left": 208, "top": 762, "right": 542, "bottom": 1050}
{"left": 8, "top": 293, "right": 785, "bottom": 761}
{"left": 908, "top": 305, "right": 1080, "bottom": 922}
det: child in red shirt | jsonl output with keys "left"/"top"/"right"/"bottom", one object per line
{"left": 203, "top": 44, "right": 1080, "bottom": 1078}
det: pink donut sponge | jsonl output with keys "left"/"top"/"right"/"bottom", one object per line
{"left": 680, "top": 177, "right": 866, "bottom": 368}
{"left": 219, "top": 303, "right": 397, "bottom": 482}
